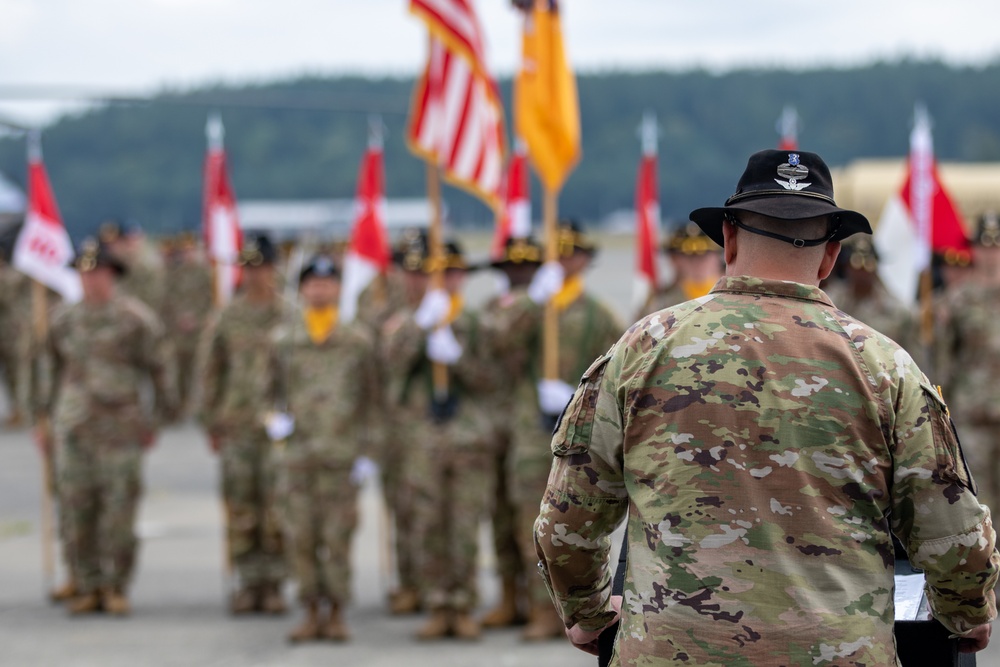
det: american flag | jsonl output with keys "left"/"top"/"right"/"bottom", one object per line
{"left": 407, "top": 0, "right": 506, "bottom": 205}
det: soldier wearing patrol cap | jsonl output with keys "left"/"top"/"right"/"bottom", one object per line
{"left": 939, "top": 210, "right": 1000, "bottom": 515}
{"left": 267, "top": 255, "right": 380, "bottom": 642}
{"left": 535, "top": 149, "right": 997, "bottom": 663}
{"left": 643, "top": 222, "right": 723, "bottom": 316}
{"left": 33, "top": 238, "right": 176, "bottom": 616}
{"left": 483, "top": 220, "right": 622, "bottom": 640}
{"left": 382, "top": 237, "right": 499, "bottom": 640}
{"left": 198, "top": 233, "right": 288, "bottom": 615}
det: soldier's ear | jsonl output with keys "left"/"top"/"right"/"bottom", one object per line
{"left": 722, "top": 219, "right": 738, "bottom": 265}
{"left": 818, "top": 240, "right": 842, "bottom": 283}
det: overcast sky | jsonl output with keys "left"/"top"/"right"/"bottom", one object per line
{"left": 1, "top": 0, "right": 998, "bottom": 126}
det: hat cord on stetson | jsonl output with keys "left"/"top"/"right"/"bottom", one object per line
{"left": 725, "top": 189, "right": 837, "bottom": 207}
{"left": 726, "top": 214, "right": 841, "bottom": 248}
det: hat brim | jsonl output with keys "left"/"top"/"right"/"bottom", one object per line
{"left": 689, "top": 197, "right": 872, "bottom": 247}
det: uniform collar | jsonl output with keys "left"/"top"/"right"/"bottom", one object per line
{"left": 709, "top": 275, "right": 835, "bottom": 308}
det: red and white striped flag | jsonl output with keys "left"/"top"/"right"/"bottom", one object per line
{"left": 340, "top": 129, "right": 390, "bottom": 322}
{"left": 633, "top": 112, "right": 660, "bottom": 312}
{"left": 490, "top": 140, "right": 531, "bottom": 261}
{"left": 875, "top": 105, "right": 969, "bottom": 306}
{"left": 12, "top": 132, "right": 81, "bottom": 303}
{"left": 407, "top": 0, "right": 506, "bottom": 205}
{"left": 202, "top": 114, "right": 243, "bottom": 305}
{"left": 777, "top": 106, "right": 799, "bottom": 151}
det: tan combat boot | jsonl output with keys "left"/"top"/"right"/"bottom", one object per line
{"left": 522, "top": 602, "right": 565, "bottom": 641}
{"left": 480, "top": 577, "right": 524, "bottom": 628}
{"left": 388, "top": 587, "right": 421, "bottom": 615}
{"left": 452, "top": 611, "right": 482, "bottom": 640}
{"left": 259, "top": 583, "right": 287, "bottom": 614}
{"left": 415, "top": 608, "right": 453, "bottom": 640}
{"left": 287, "top": 601, "right": 321, "bottom": 643}
{"left": 50, "top": 580, "right": 78, "bottom": 604}
{"left": 229, "top": 588, "right": 257, "bottom": 615}
{"left": 102, "top": 588, "right": 131, "bottom": 616}
{"left": 321, "top": 601, "right": 350, "bottom": 642}
{"left": 67, "top": 592, "right": 102, "bottom": 616}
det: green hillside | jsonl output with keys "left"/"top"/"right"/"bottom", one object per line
{"left": 1, "top": 60, "right": 999, "bottom": 239}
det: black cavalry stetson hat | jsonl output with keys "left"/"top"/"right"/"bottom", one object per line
{"left": 689, "top": 150, "right": 871, "bottom": 247}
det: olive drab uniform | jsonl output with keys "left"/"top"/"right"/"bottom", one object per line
{"left": 269, "top": 282, "right": 380, "bottom": 640}
{"left": 199, "top": 293, "right": 287, "bottom": 600}
{"left": 537, "top": 277, "right": 999, "bottom": 666}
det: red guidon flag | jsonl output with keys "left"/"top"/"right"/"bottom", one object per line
{"left": 777, "top": 106, "right": 799, "bottom": 151}
{"left": 202, "top": 114, "right": 243, "bottom": 305}
{"left": 490, "top": 140, "right": 531, "bottom": 261}
{"left": 875, "top": 105, "right": 969, "bottom": 306}
{"left": 13, "top": 132, "right": 81, "bottom": 302}
{"left": 407, "top": 0, "right": 506, "bottom": 205}
{"left": 633, "top": 113, "right": 660, "bottom": 312}
{"left": 340, "top": 133, "right": 390, "bottom": 322}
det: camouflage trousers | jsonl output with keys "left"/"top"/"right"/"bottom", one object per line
{"left": 960, "top": 423, "right": 1000, "bottom": 516}
{"left": 408, "top": 444, "right": 490, "bottom": 612}
{"left": 219, "top": 426, "right": 285, "bottom": 588}
{"left": 489, "top": 430, "right": 523, "bottom": 581}
{"left": 174, "top": 341, "right": 199, "bottom": 415}
{"left": 381, "top": 427, "right": 420, "bottom": 593}
{"left": 512, "top": 442, "right": 557, "bottom": 606}
{"left": 56, "top": 432, "right": 143, "bottom": 594}
{"left": 0, "top": 321, "right": 24, "bottom": 417}
{"left": 277, "top": 461, "right": 359, "bottom": 604}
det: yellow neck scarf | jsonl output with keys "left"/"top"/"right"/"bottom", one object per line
{"left": 681, "top": 277, "right": 717, "bottom": 301}
{"left": 445, "top": 294, "right": 464, "bottom": 325}
{"left": 552, "top": 275, "right": 584, "bottom": 312}
{"left": 304, "top": 306, "right": 338, "bottom": 344}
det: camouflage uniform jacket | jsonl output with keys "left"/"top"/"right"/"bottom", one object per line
{"left": 40, "top": 294, "right": 176, "bottom": 437}
{"left": 642, "top": 282, "right": 689, "bottom": 318}
{"left": 381, "top": 306, "right": 497, "bottom": 449}
{"left": 535, "top": 276, "right": 998, "bottom": 667}
{"left": 161, "top": 259, "right": 213, "bottom": 349}
{"left": 198, "top": 294, "right": 285, "bottom": 434}
{"left": 268, "top": 312, "right": 380, "bottom": 467}
{"left": 824, "top": 280, "right": 920, "bottom": 358}
{"left": 939, "top": 281, "right": 1000, "bottom": 424}
{"left": 120, "top": 242, "right": 166, "bottom": 312}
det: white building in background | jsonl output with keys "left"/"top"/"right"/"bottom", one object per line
{"left": 238, "top": 197, "right": 439, "bottom": 240}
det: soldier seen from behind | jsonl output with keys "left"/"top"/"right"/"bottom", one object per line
{"left": 33, "top": 239, "right": 176, "bottom": 616}
{"left": 198, "top": 234, "right": 288, "bottom": 615}
{"left": 535, "top": 150, "right": 998, "bottom": 664}
{"left": 642, "top": 222, "right": 722, "bottom": 316}
{"left": 267, "top": 256, "right": 380, "bottom": 643}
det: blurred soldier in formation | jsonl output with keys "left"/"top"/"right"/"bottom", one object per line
{"left": 198, "top": 234, "right": 288, "bottom": 615}
{"left": 0, "top": 247, "right": 31, "bottom": 427}
{"left": 268, "top": 256, "right": 380, "bottom": 643}
{"left": 939, "top": 211, "right": 1000, "bottom": 513}
{"left": 484, "top": 220, "right": 622, "bottom": 640}
{"left": 160, "top": 232, "right": 213, "bottom": 418}
{"left": 358, "top": 229, "right": 431, "bottom": 615}
{"left": 642, "top": 222, "right": 723, "bottom": 315}
{"left": 33, "top": 239, "right": 176, "bottom": 616}
{"left": 382, "top": 238, "right": 498, "bottom": 640}
{"left": 100, "top": 219, "right": 166, "bottom": 313}
{"left": 931, "top": 247, "right": 974, "bottom": 383}
{"left": 478, "top": 236, "right": 543, "bottom": 629}
{"left": 823, "top": 235, "right": 919, "bottom": 355}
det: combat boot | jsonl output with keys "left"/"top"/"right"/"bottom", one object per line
{"left": 287, "top": 601, "right": 321, "bottom": 643}
{"left": 49, "top": 579, "right": 78, "bottom": 604}
{"left": 102, "top": 588, "right": 131, "bottom": 616}
{"left": 321, "top": 601, "right": 350, "bottom": 642}
{"left": 415, "top": 608, "right": 452, "bottom": 640}
{"left": 452, "top": 611, "right": 482, "bottom": 640}
{"left": 388, "top": 587, "right": 421, "bottom": 615}
{"left": 522, "top": 602, "right": 565, "bottom": 641}
{"left": 229, "top": 588, "right": 257, "bottom": 615}
{"left": 259, "top": 583, "right": 287, "bottom": 614}
{"left": 480, "top": 576, "right": 524, "bottom": 628}
{"left": 67, "top": 592, "right": 102, "bottom": 615}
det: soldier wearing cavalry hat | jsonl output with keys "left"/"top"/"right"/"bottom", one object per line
{"left": 642, "top": 222, "right": 723, "bottom": 316}
{"left": 536, "top": 149, "right": 996, "bottom": 663}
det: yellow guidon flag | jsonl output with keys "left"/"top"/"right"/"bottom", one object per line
{"left": 514, "top": 0, "right": 581, "bottom": 192}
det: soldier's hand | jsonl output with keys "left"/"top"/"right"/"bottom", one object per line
{"left": 141, "top": 430, "right": 158, "bottom": 450}
{"left": 566, "top": 595, "right": 622, "bottom": 655}
{"left": 958, "top": 623, "right": 991, "bottom": 653}
{"left": 33, "top": 425, "right": 53, "bottom": 457}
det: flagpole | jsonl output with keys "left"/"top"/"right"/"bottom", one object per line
{"left": 542, "top": 186, "right": 560, "bottom": 380}
{"left": 425, "top": 161, "right": 449, "bottom": 399}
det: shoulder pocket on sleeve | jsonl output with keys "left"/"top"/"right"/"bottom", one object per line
{"left": 920, "top": 381, "right": 977, "bottom": 496}
{"left": 553, "top": 353, "right": 612, "bottom": 457}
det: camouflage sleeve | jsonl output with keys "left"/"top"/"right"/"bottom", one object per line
{"left": 451, "top": 311, "right": 500, "bottom": 395}
{"left": 196, "top": 313, "right": 227, "bottom": 431}
{"left": 891, "top": 360, "right": 999, "bottom": 635}
{"left": 139, "top": 310, "right": 178, "bottom": 427}
{"left": 29, "top": 311, "right": 62, "bottom": 421}
{"left": 533, "top": 348, "right": 629, "bottom": 632}
{"left": 480, "top": 291, "right": 542, "bottom": 359}
{"left": 381, "top": 310, "right": 426, "bottom": 376}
